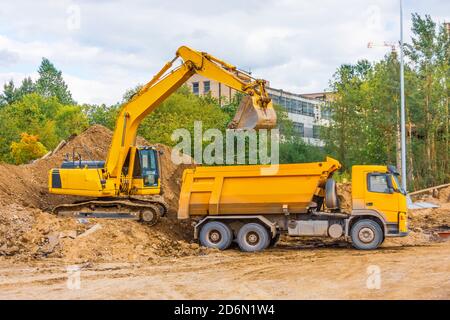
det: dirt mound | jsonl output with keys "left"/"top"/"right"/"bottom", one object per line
{"left": 438, "top": 186, "right": 450, "bottom": 203}
{"left": 0, "top": 125, "right": 204, "bottom": 262}
{"left": 0, "top": 202, "right": 207, "bottom": 262}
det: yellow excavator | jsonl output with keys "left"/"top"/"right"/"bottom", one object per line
{"left": 48, "top": 46, "right": 277, "bottom": 225}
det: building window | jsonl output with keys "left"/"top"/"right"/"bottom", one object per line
{"left": 321, "top": 103, "right": 332, "bottom": 119}
{"left": 313, "top": 125, "right": 321, "bottom": 139}
{"left": 304, "top": 103, "right": 314, "bottom": 116}
{"left": 203, "top": 81, "right": 210, "bottom": 94}
{"left": 293, "top": 123, "right": 304, "bottom": 137}
{"left": 192, "top": 82, "right": 199, "bottom": 95}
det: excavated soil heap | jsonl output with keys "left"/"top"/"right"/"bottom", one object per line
{"left": 0, "top": 125, "right": 206, "bottom": 262}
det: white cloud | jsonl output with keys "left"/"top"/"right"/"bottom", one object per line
{"left": 0, "top": 0, "right": 449, "bottom": 104}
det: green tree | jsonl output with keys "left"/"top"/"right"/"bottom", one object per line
{"left": 0, "top": 77, "right": 37, "bottom": 108}
{"left": 0, "top": 94, "right": 60, "bottom": 151}
{"left": 404, "top": 14, "right": 450, "bottom": 188}
{"left": 55, "top": 105, "right": 89, "bottom": 139}
{"left": 0, "top": 93, "right": 89, "bottom": 163}
{"left": 364, "top": 52, "right": 401, "bottom": 166}
{"left": 322, "top": 60, "right": 373, "bottom": 170}
{"left": 279, "top": 137, "right": 325, "bottom": 163}
{"left": 83, "top": 103, "right": 120, "bottom": 130}
{"left": 0, "top": 80, "right": 18, "bottom": 106}
{"left": 17, "top": 77, "right": 36, "bottom": 97}
{"left": 138, "top": 88, "right": 229, "bottom": 147}
{"left": 35, "top": 58, "right": 74, "bottom": 104}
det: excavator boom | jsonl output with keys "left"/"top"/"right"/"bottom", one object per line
{"left": 105, "top": 46, "right": 277, "bottom": 180}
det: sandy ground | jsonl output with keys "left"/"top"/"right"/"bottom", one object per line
{"left": 1, "top": 240, "right": 449, "bottom": 300}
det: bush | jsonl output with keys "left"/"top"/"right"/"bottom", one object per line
{"left": 10, "top": 133, "right": 48, "bottom": 164}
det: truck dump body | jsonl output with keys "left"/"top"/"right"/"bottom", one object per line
{"left": 178, "top": 157, "right": 341, "bottom": 219}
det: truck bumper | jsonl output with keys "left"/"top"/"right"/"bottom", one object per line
{"left": 385, "top": 231, "right": 409, "bottom": 237}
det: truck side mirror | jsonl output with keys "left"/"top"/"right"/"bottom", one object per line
{"left": 386, "top": 176, "right": 395, "bottom": 194}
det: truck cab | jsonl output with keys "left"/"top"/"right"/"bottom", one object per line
{"left": 349, "top": 165, "right": 408, "bottom": 241}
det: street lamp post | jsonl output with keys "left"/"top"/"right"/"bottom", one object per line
{"left": 399, "top": 0, "right": 407, "bottom": 191}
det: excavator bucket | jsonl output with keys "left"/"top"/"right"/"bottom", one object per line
{"left": 228, "top": 95, "right": 277, "bottom": 130}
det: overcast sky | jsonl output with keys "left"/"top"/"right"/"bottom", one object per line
{"left": 0, "top": 0, "right": 449, "bottom": 105}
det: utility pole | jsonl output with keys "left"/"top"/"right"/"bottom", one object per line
{"left": 367, "top": 2, "right": 407, "bottom": 190}
{"left": 399, "top": 0, "right": 407, "bottom": 191}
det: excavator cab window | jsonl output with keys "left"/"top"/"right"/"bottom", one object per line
{"left": 137, "top": 148, "right": 159, "bottom": 187}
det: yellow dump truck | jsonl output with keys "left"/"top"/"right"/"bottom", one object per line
{"left": 178, "top": 157, "right": 408, "bottom": 251}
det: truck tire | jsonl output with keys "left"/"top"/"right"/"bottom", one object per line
{"left": 237, "top": 223, "right": 270, "bottom": 252}
{"left": 199, "top": 221, "right": 233, "bottom": 250}
{"left": 325, "top": 178, "right": 340, "bottom": 209}
{"left": 350, "top": 219, "right": 383, "bottom": 250}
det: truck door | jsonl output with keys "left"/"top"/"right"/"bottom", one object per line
{"left": 364, "top": 172, "right": 399, "bottom": 221}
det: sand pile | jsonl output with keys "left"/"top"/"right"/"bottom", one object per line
{"left": 0, "top": 125, "right": 203, "bottom": 262}
{"left": 0, "top": 202, "right": 207, "bottom": 262}
{"left": 336, "top": 183, "right": 352, "bottom": 212}
{"left": 404, "top": 186, "right": 450, "bottom": 235}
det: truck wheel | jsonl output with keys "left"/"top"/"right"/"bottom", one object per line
{"left": 350, "top": 219, "right": 383, "bottom": 250}
{"left": 199, "top": 221, "right": 233, "bottom": 250}
{"left": 237, "top": 223, "right": 270, "bottom": 252}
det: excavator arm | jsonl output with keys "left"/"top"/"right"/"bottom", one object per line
{"left": 105, "top": 46, "right": 277, "bottom": 181}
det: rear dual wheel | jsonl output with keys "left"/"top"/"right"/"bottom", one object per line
{"left": 199, "top": 221, "right": 272, "bottom": 252}
{"left": 199, "top": 221, "right": 233, "bottom": 250}
{"left": 237, "top": 223, "right": 270, "bottom": 252}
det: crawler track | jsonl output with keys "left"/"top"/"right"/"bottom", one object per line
{"left": 52, "top": 196, "right": 168, "bottom": 226}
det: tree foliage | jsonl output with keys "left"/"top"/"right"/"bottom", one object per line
{"left": 10, "top": 133, "right": 48, "bottom": 164}
{"left": 138, "top": 86, "right": 231, "bottom": 147}
{"left": 36, "top": 58, "right": 74, "bottom": 104}
{"left": 0, "top": 93, "right": 88, "bottom": 162}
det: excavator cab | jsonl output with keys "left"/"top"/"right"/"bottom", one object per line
{"left": 122, "top": 146, "right": 161, "bottom": 193}
{"left": 136, "top": 147, "right": 159, "bottom": 187}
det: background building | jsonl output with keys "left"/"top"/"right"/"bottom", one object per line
{"left": 186, "top": 74, "right": 238, "bottom": 105}
{"left": 186, "top": 75, "right": 331, "bottom": 146}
